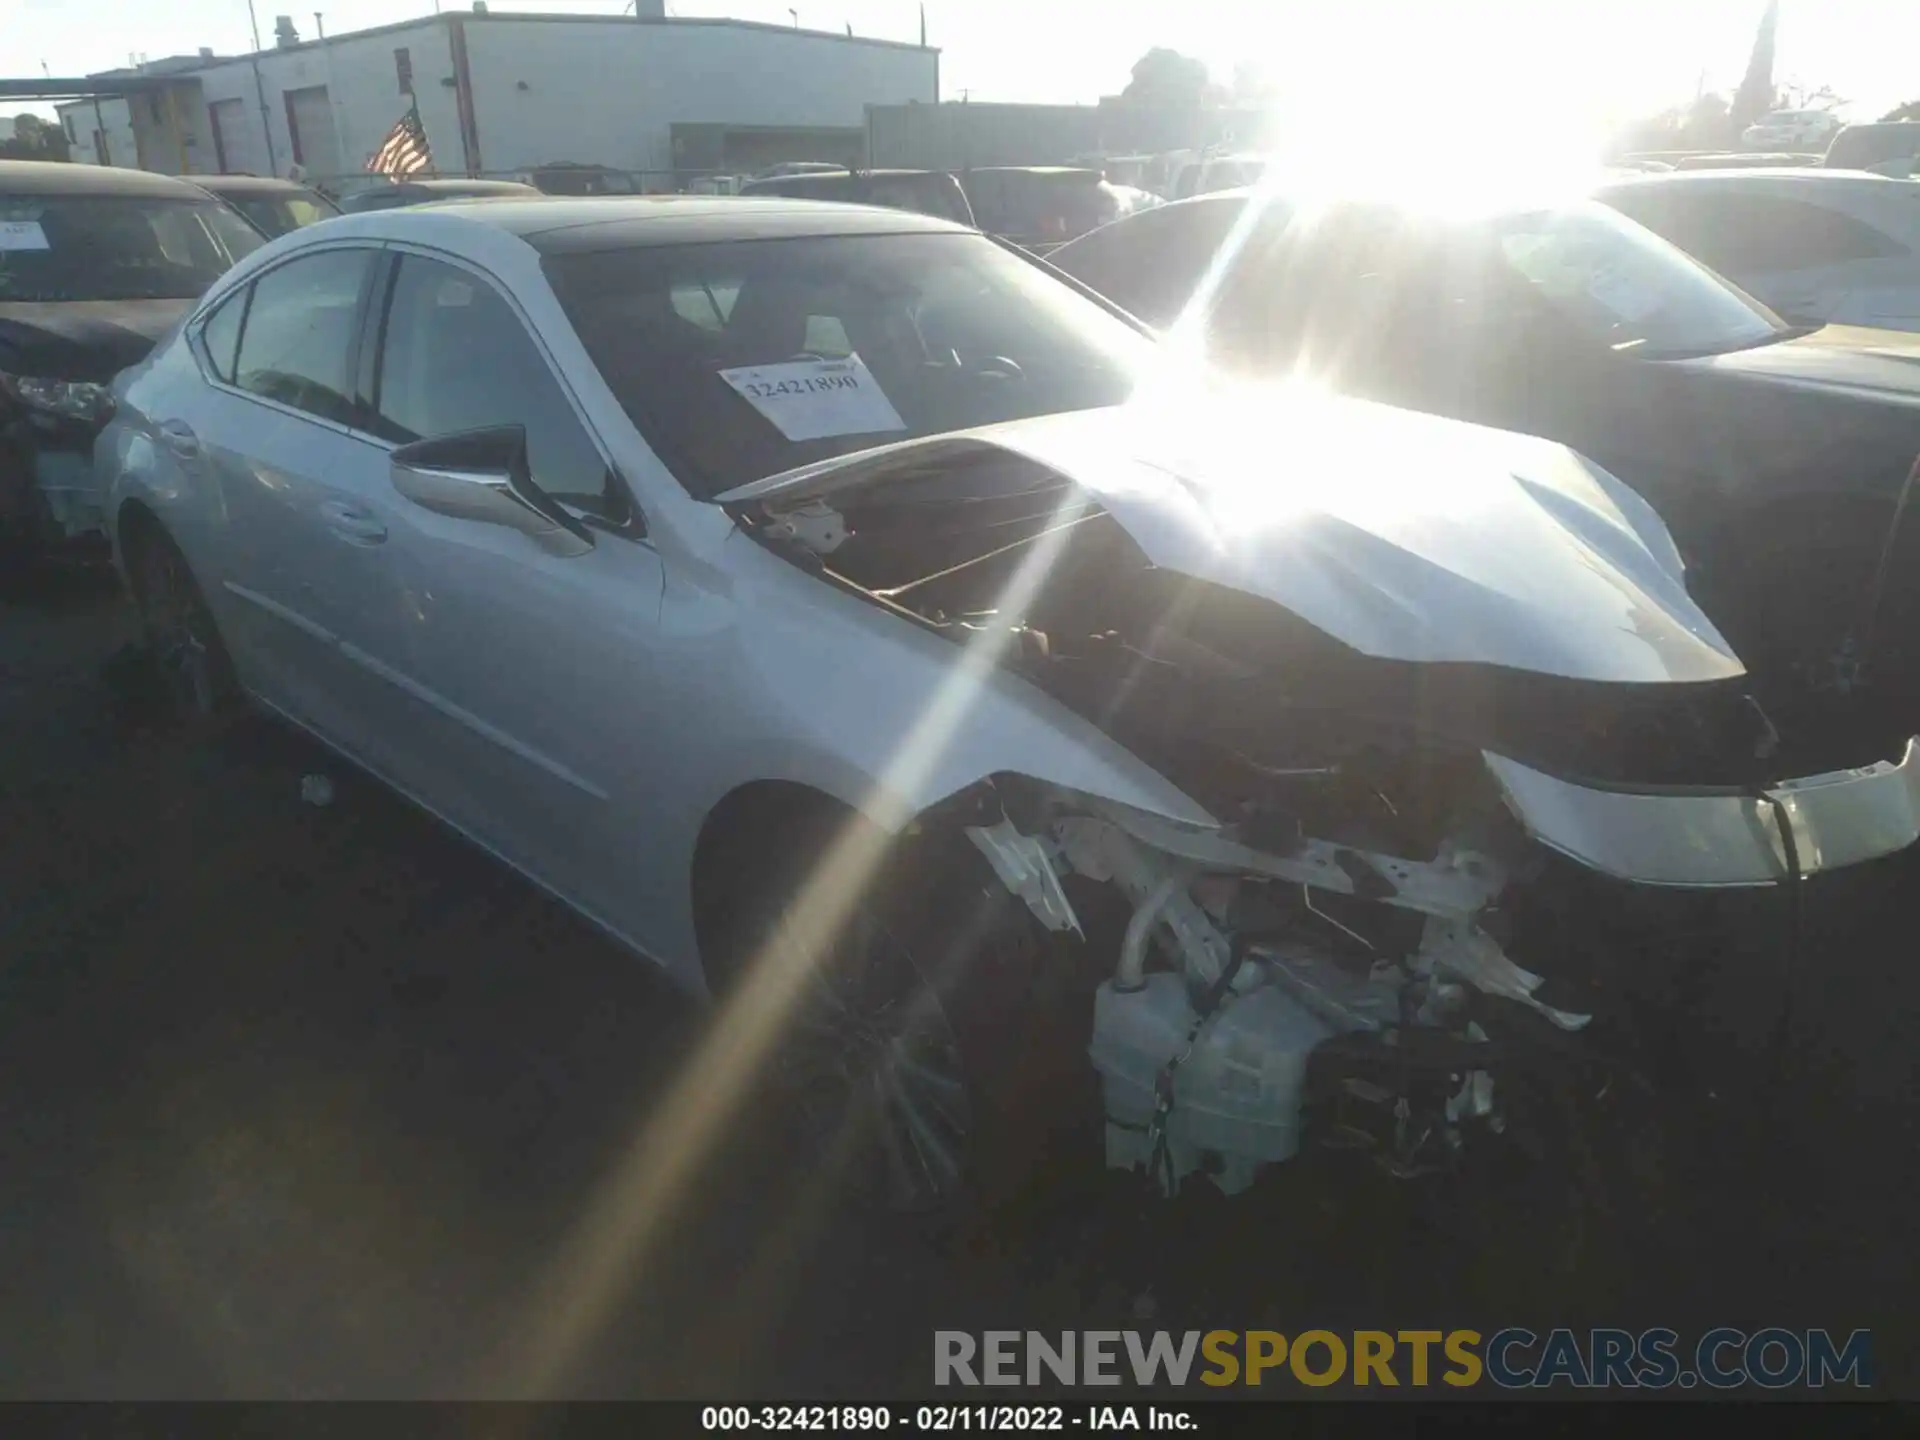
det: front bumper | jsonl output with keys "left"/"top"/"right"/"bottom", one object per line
{"left": 1, "top": 416, "right": 108, "bottom": 545}
{"left": 1485, "top": 739, "right": 1920, "bottom": 887}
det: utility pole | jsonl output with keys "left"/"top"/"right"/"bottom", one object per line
{"left": 245, "top": 0, "right": 280, "bottom": 174}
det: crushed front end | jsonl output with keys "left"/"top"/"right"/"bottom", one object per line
{"left": 721, "top": 402, "right": 1920, "bottom": 1199}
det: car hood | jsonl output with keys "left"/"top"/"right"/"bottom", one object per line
{"left": 0, "top": 299, "right": 191, "bottom": 382}
{"left": 718, "top": 386, "right": 1745, "bottom": 686}
{"left": 1693, "top": 323, "right": 1920, "bottom": 404}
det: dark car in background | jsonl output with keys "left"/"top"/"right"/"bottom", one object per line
{"left": 337, "top": 178, "right": 544, "bottom": 213}
{"left": 517, "top": 163, "right": 640, "bottom": 196}
{"left": 1049, "top": 187, "right": 1920, "bottom": 760}
{"left": 1825, "top": 121, "right": 1920, "bottom": 177}
{"left": 1, "top": 161, "right": 261, "bottom": 557}
{"left": 956, "top": 166, "right": 1143, "bottom": 254}
{"left": 188, "top": 173, "right": 341, "bottom": 238}
{"left": 735, "top": 168, "right": 975, "bottom": 225}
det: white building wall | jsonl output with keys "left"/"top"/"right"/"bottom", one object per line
{"left": 193, "top": 20, "right": 459, "bottom": 182}
{"left": 460, "top": 19, "right": 938, "bottom": 174}
{"left": 55, "top": 98, "right": 138, "bottom": 169}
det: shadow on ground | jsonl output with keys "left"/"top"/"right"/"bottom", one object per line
{"left": 0, "top": 571, "right": 1913, "bottom": 1398}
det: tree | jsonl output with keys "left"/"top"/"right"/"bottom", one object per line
{"left": 0, "top": 114, "right": 71, "bottom": 163}
{"left": 1231, "top": 61, "right": 1277, "bottom": 107}
{"left": 1884, "top": 100, "right": 1920, "bottom": 122}
{"left": 1730, "top": 0, "right": 1779, "bottom": 131}
{"left": 1119, "top": 48, "right": 1213, "bottom": 111}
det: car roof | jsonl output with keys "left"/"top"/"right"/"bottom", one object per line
{"left": 184, "top": 173, "right": 317, "bottom": 195}
{"left": 0, "top": 159, "right": 214, "bottom": 199}
{"left": 1595, "top": 166, "right": 1913, "bottom": 192}
{"left": 742, "top": 169, "right": 942, "bottom": 182}
{"left": 328, "top": 194, "right": 971, "bottom": 253}
{"left": 405, "top": 178, "right": 543, "bottom": 194}
{"left": 966, "top": 166, "right": 1101, "bottom": 177}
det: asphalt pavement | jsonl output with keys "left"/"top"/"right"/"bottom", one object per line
{"left": 1, "top": 568, "right": 1914, "bottom": 1399}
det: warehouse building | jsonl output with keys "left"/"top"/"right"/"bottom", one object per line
{"left": 54, "top": 6, "right": 938, "bottom": 185}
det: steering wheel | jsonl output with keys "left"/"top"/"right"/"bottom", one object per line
{"left": 970, "top": 354, "right": 1025, "bottom": 382}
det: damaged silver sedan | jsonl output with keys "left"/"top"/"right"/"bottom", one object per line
{"left": 96, "top": 198, "right": 1920, "bottom": 1215}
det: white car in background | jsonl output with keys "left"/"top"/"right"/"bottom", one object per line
{"left": 1741, "top": 109, "right": 1842, "bottom": 152}
{"left": 1596, "top": 168, "right": 1920, "bottom": 331}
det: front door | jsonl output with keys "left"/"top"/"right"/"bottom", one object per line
{"left": 357, "top": 250, "right": 669, "bottom": 940}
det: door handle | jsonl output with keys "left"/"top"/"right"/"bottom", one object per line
{"left": 319, "top": 499, "right": 388, "bottom": 546}
{"left": 158, "top": 420, "right": 201, "bottom": 461}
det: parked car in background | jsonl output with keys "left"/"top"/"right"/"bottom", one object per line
{"left": 956, "top": 167, "right": 1136, "bottom": 254}
{"left": 1824, "top": 121, "right": 1920, "bottom": 177}
{"left": 1741, "top": 109, "right": 1842, "bottom": 151}
{"left": 1174, "top": 152, "right": 1270, "bottom": 199}
{"left": 337, "top": 178, "right": 544, "bottom": 213}
{"left": 516, "top": 163, "right": 639, "bottom": 196}
{"left": 1073, "top": 154, "right": 1153, "bottom": 190}
{"left": 1, "top": 160, "right": 261, "bottom": 557}
{"left": 1597, "top": 168, "right": 1920, "bottom": 331}
{"left": 1049, "top": 187, "right": 1920, "bottom": 759}
{"left": 753, "top": 161, "right": 854, "bottom": 179}
{"left": 736, "top": 168, "right": 974, "bottom": 225}
{"left": 94, "top": 195, "right": 1920, "bottom": 1230}
{"left": 1672, "top": 151, "right": 1816, "bottom": 170}
{"left": 188, "top": 173, "right": 341, "bottom": 238}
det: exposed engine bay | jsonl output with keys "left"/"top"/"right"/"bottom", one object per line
{"left": 724, "top": 426, "right": 1920, "bottom": 1198}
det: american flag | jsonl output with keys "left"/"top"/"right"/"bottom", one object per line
{"left": 366, "top": 104, "right": 432, "bottom": 179}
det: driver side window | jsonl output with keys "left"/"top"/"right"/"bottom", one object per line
{"left": 372, "top": 255, "right": 626, "bottom": 521}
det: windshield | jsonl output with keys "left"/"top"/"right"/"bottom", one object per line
{"left": 0, "top": 194, "right": 263, "bottom": 302}
{"left": 544, "top": 232, "right": 1152, "bottom": 498}
{"left": 228, "top": 192, "right": 336, "bottom": 239}
{"left": 1480, "top": 201, "right": 1786, "bottom": 358}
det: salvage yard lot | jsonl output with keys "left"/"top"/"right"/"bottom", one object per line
{"left": 2, "top": 569, "right": 1917, "bottom": 1398}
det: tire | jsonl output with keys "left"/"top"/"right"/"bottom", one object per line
{"left": 701, "top": 809, "right": 1087, "bottom": 1227}
{"left": 122, "top": 522, "right": 241, "bottom": 734}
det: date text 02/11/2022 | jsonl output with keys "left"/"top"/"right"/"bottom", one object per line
{"left": 699, "top": 1405, "right": 1198, "bottom": 1431}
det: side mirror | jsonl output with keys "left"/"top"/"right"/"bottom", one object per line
{"left": 390, "top": 425, "right": 593, "bottom": 557}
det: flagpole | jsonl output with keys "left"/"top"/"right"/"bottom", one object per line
{"left": 244, "top": 0, "right": 280, "bottom": 174}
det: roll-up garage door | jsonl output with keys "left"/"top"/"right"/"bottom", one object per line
{"left": 285, "top": 85, "right": 342, "bottom": 178}
{"left": 209, "top": 97, "right": 263, "bottom": 176}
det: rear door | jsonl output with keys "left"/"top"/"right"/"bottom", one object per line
{"left": 194, "top": 244, "right": 413, "bottom": 753}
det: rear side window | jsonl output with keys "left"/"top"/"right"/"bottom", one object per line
{"left": 1607, "top": 189, "right": 1907, "bottom": 273}
{"left": 1049, "top": 197, "right": 1256, "bottom": 327}
{"left": 198, "top": 287, "right": 246, "bottom": 382}
{"left": 232, "top": 248, "right": 371, "bottom": 424}
{"left": 373, "top": 255, "right": 623, "bottom": 519}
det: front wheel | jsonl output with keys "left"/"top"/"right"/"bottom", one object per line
{"left": 702, "top": 814, "right": 1083, "bottom": 1224}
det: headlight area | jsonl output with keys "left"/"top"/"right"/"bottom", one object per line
{"left": 0, "top": 372, "right": 116, "bottom": 428}
{"left": 0, "top": 372, "right": 117, "bottom": 544}
{"left": 953, "top": 773, "right": 1589, "bottom": 1199}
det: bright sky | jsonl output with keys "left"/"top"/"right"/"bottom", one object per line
{"left": 7, "top": 0, "right": 1917, "bottom": 139}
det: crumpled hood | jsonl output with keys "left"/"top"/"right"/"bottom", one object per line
{"left": 0, "top": 299, "right": 190, "bottom": 382}
{"left": 720, "top": 385, "right": 1746, "bottom": 686}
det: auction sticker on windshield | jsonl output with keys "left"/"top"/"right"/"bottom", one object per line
{"left": 719, "top": 354, "right": 906, "bottom": 442}
{"left": 0, "top": 221, "right": 50, "bottom": 251}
